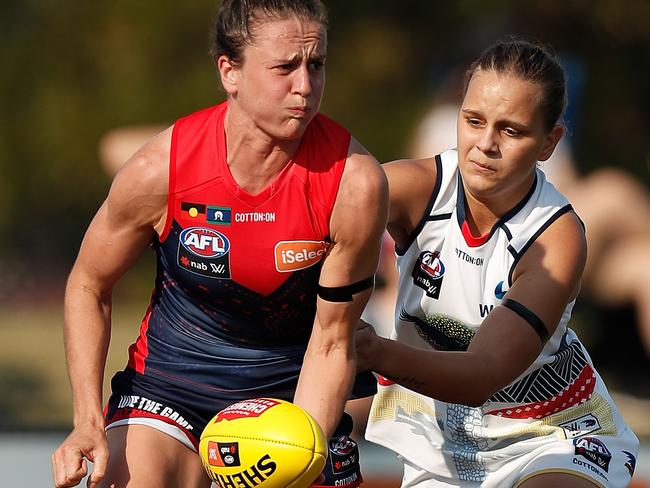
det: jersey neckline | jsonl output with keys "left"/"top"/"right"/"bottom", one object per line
{"left": 456, "top": 171, "right": 538, "bottom": 247}
{"left": 215, "top": 105, "right": 300, "bottom": 207}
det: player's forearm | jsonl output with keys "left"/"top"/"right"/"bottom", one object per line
{"left": 294, "top": 345, "right": 354, "bottom": 439}
{"left": 64, "top": 280, "right": 113, "bottom": 427}
{"left": 372, "top": 338, "right": 495, "bottom": 406}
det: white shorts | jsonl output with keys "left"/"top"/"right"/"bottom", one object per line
{"left": 106, "top": 417, "right": 197, "bottom": 452}
{"left": 399, "top": 429, "right": 638, "bottom": 488}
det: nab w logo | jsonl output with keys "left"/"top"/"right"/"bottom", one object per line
{"left": 479, "top": 304, "right": 494, "bottom": 318}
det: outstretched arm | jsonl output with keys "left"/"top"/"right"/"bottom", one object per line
{"left": 52, "top": 128, "right": 170, "bottom": 488}
{"left": 294, "top": 138, "right": 388, "bottom": 438}
{"left": 357, "top": 210, "right": 586, "bottom": 406}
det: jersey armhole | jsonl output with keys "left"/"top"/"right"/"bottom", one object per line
{"left": 158, "top": 122, "right": 178, "bottom": 243}
{"left": 506, "top": 204, "right": 575, "bottom": 286}
{"left": 395, "top": 154, "right": 443, "bottom": 256}
{"left": 324, "top": 131, "right": 351, "bottom": 233}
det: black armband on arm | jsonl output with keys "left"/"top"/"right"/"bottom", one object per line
{"left": 317, "top": 276, "right": 375, "bottom": 302}
{"left": 501, "top": 298, "right": 549, "bottom": 344}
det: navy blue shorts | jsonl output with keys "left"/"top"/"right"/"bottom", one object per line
{"left": 105, "top": 368, "right": 369, "bottom": 486}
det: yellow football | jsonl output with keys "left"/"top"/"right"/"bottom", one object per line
{"left": 199, "top": 398, "right": 327, "bottom": 488}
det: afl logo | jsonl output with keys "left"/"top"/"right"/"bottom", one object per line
{"left": 180, "top": 227, "right": 230, "bottom": 258}
{"left": 419, "top": 251, "right": 445, "bottom": 279}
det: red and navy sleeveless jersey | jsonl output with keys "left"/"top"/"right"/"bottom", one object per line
{"left": 119, "top": 102, "right": 374, "bottom": 407}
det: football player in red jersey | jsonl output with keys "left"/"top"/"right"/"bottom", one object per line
{"left": 52, "top": 1, "right": 387, "bottom": 487}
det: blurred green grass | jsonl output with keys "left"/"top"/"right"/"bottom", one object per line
{"left": 0, "top": 302, "right": 145, "bottom": 429}
{"left": 2, "top": 296, "right": 648, "bottom": 437}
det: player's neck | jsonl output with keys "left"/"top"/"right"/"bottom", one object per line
{"left": 463, "top": 201, "right": 497, "bottom": 238}
{"left": 462, "top": 174, "right": 536, "bottom": 235}
{"left": 224, "top": 109, "right": 300, "bottom": 194}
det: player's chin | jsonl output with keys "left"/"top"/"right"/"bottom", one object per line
{"left": 463, "top": 170, "right": 499, "bottom": 192}
{"left": 281, "top": 117, "right": 313, "bottom": 139}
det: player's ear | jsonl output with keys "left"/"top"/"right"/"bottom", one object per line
{"left": 217, "top": 55, "right": 239, "bottom": 96}
{"left": 538, "top": 124, "right": 564, "bottom": 162}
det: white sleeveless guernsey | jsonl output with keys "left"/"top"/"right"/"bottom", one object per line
{"left": 366, "top": 150, "right": 638, "bottom": 488}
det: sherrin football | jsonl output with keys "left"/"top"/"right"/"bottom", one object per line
{"left": 199, "top": 398, "right": 327, "bottom": 488}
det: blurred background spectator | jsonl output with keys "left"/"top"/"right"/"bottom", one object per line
{"left": 98, "top": 124, "right": 167, "bottom": 176}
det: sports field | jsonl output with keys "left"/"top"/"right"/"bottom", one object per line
{"left": 1, "top": 302, "right": 649, "bottom": 486}
{"left": 2, "top": 432, "right": 649, "bottom": 487}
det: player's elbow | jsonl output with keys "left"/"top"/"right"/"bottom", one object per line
{"left": 309, "top": 329, "right": 353, "bottom": 359}
{"left": 422, "top": 376, "right": 496, "bottom": 407}
{"left": 448, "top": 380, "right": 494, "bottom": 407}
{"left": 431, "top": 384, "right": 490, "bottom": 407}
{"left": 462, "top": 389, "right": 494, "bottom": 408}
{"left": 471, "top": 372, "right": 518, "bottom": 407}
{"left": 66, "top": 270, "right": 111, "bottom": 305}
{"left": 453, "top": 365, "right": 504, "bottom": 407}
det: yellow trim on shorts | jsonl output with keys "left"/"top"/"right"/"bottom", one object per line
{"left": 514, "top": 468, "right": 604, "bottom": 488}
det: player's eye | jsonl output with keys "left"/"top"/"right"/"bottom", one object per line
{"left": 309, "top": 60, "right": 324, "bottom": 71}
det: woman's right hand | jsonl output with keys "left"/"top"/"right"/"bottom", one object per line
{"left": 52, "top": 423, "right": 109, "bottom": 488}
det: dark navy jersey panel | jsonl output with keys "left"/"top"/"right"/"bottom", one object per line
{"left": 154, "top": 219, "right": 322, "bottom": 347}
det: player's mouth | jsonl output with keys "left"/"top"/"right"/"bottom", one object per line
{"left": 288, "top": 106, "right": 310, "bottom": 118}
{"left": 471, "top": 160, "right": 495, "bottom": 173}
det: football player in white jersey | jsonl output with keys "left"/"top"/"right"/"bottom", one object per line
{"left": 357, "top": 39, "right": 638, "bottom": 488}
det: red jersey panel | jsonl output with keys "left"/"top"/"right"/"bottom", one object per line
{"left": 162, "top": 102, "right": 348, "bottom": 295}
